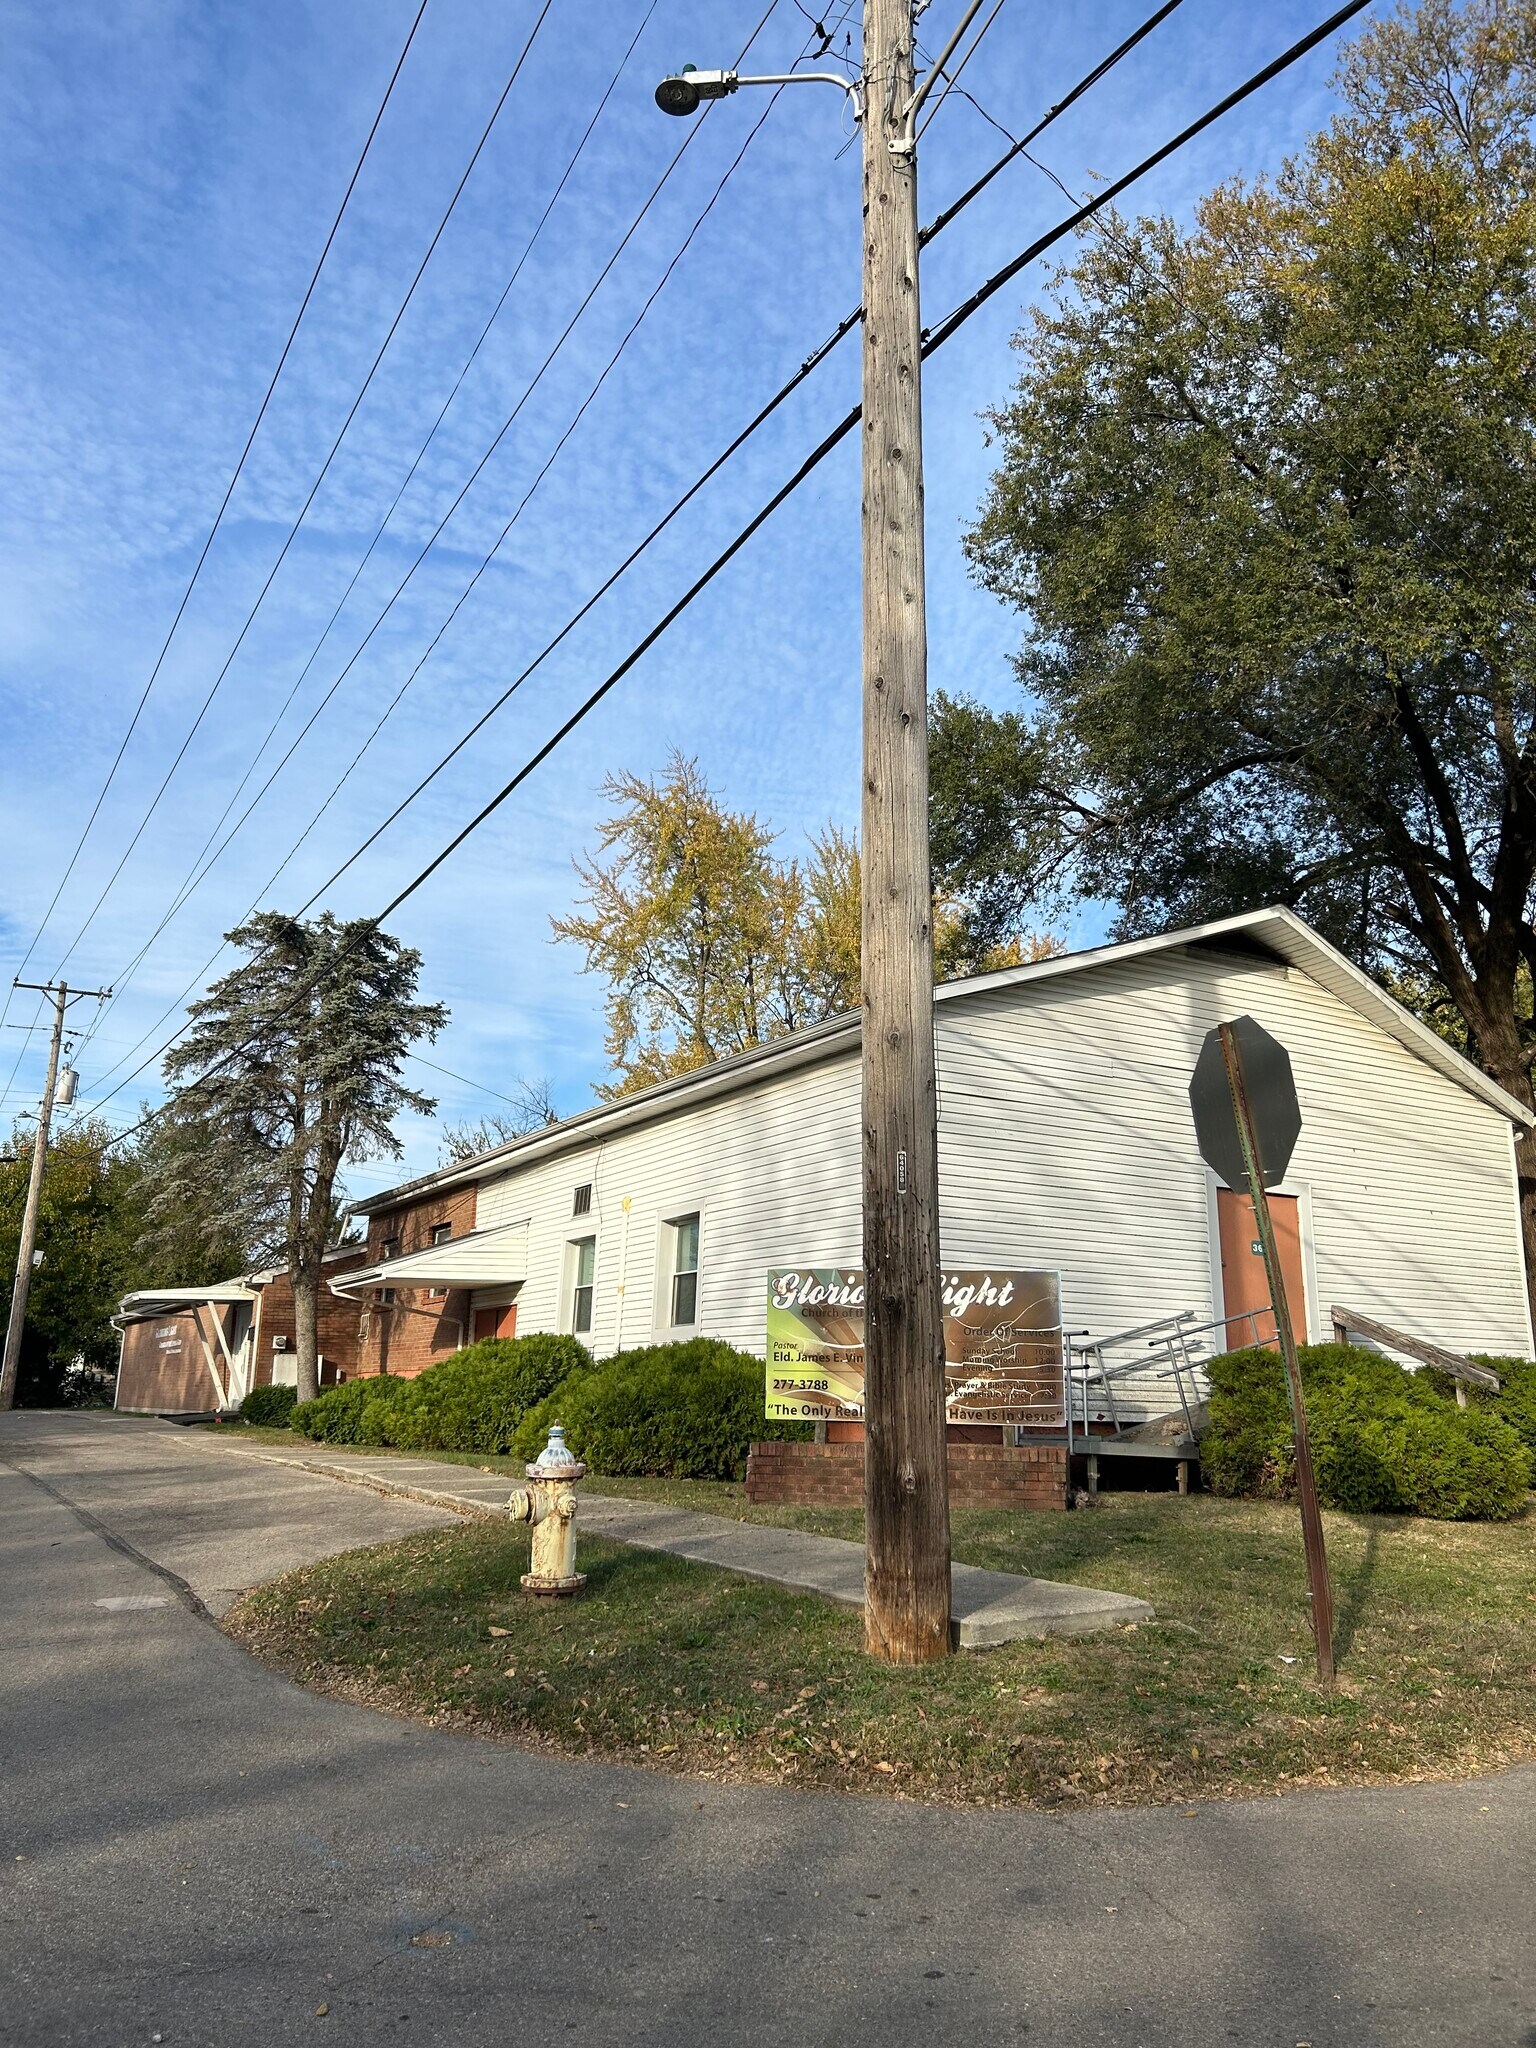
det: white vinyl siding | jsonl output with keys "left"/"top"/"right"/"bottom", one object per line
{"left": 441, "top": 944, "right": 1531, "bottom": 1385}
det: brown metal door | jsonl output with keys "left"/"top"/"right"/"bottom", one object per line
{"left": 1216, "top": 1187, "right": 1307, "bottom": 1346}
{"left": 473, "top": 1303, "right": 517, "bottom": 1343}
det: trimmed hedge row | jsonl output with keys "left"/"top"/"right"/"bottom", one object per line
{"left": 285, "top": 1329, "right": 805, "bottom": 1479}
{"left": 291, "top": 1335, "right": 586, "bottom": 1451}
{"left": 1202, "top": 1342, "right": 1532, "bottom": 1522}
{"left": 514, "top": 1336, "right": 809, "bottom": 1479}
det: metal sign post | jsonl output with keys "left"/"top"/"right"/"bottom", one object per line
{"left": 1214, "top": 1020, "right": 1335, "bottom": 1684}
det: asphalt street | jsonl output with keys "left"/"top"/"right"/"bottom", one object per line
{"left": 1, "top": 1411, "right": 1531, "bottom": 2048}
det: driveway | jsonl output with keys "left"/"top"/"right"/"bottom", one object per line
{"left": 1, "top": 1411, "right": 1531, "bottom": 2047}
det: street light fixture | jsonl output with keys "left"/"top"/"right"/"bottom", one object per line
{"left": 654, "top": 64, "right": 862, "bottom": 119}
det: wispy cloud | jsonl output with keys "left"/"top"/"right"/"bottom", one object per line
{"left": 1, "top": 0, "right": 1356, "bottom": 1163}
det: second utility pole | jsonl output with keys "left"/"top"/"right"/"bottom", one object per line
{"left": 0, "top": 979, "right": 107, "bottom": 1412}
{"left": 860, "top": 0, "right": 951, "bottom": 1663}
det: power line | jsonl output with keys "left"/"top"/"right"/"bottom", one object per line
{"left": 85, "top": 0, "right": 780, "bottom": 1072}
{"left": 922, "top": 0, "right": 1373, "bottom": 353}
{"left": 0, "top": 0, "right": 434, "bottom": 1033}
{"left": 919, "top": 0, "right": 1184, "bottom": 245}
{"left": 407, "top": 1050, "right": 545, "bottom": 1111}
{"left": 82, "top": 1, "right": 1175, "bottom": 1095}
{"left": 45, "top": 0, "right": 561, "bottom": 988}
{"left": 74, "top": 0, "right": 1374, "bottom": 1155}
{"left": 74, "top": 0, "right": 1184, "bottom": 1103}
{"left": 78, "top": 4, "right": 793, "bottom": 1092}
{"left": 76, "top": 0, "right": 661, "bottom": 1065}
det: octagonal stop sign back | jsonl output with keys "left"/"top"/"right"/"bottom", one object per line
{"left": 1188, "top": 1015, "right": 1301, "bottom": 1190}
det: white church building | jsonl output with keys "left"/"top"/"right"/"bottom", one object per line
{"left": 339, "top": 907, "right": 1534, "bottom": 1419}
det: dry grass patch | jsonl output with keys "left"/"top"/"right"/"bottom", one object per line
{"left": 226, "top": 1491, "right": 1536, "bottom": 1807}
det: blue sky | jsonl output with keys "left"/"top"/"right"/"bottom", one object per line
{"left": 0, "top": 0, "right": 1360, "bottom": 1199}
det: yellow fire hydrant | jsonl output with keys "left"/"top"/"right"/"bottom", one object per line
{"left": 507, "top": 1422, "right": 586, "bottom": 1596}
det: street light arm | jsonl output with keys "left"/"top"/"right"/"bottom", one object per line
{"left": 733, "top": 70, "right": 863, "bottom": 103}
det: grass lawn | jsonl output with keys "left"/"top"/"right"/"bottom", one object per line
{"left": 225, "top": 1469, "right": 1536, "bottom": 1809}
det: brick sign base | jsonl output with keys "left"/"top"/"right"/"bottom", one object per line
{"left": 745, "top": 1439, "right": 1068, "bottom": 1512}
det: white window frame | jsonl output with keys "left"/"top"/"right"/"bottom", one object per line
{"left": 654, "top": 1206, "right": 704, "bottom": 1335}
{"left": 565, "top": 1235, "right": 597, "bottom": 1336}
{"left": 427, "top": 1219, "right": 453, "bottom": 1297}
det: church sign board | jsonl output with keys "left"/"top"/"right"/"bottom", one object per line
{"left": 765, "top": 1267, "right": 1065, "bottom": 1427}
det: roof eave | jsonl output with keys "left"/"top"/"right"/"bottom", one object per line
{"left": 349, "top": 1010, "right": 861, "bottom": 1214}
{"left": 354, "top": 906, "right": 1530, "bottom": 1216}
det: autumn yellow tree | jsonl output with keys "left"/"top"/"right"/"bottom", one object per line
{"left": 552, "top": 756, "right": 860, "bottom": 1095}
{"left": 555, "top": 756, "right": 1060, "bottom": 1095}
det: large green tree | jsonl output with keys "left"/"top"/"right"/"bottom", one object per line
{"left": 932, "top": 0, "right": 1536, "bottom": 1304}
{"left": 147, "top": 913, "right": 446, "bottom": 1402}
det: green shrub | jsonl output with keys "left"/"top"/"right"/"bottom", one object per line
{"left": 238, "top": 1383, "right": 297, "bottom": 1427}
{"left": 512, "top": 1336, "right": 810, "bottom": 1479}
{"left": 386, "top": 1333, "right": 593, "bottom": 1453}
{"left": 1203, "top": 1342, "right": 1531, "bottom": 1521}
{"left": 1422, "top": 1355, "right": 1536, "bottom": 1462}
{"left": 292, "top": 1374, "right": 411, "bottom": 1444}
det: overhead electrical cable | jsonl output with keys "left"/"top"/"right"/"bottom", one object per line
{"left": 78, "top": 0, "right": 1371, "bottom": 1149}
{"left": 76, "top": 0, "right": 664, "bottom": 1065}
{"left": 45, "top": 0, "right": 561, "bottom": 987}
{"left": 0, "top": 0, "right": 434, "bottom": 1035}
{"left": 77, "top": 0, "right": 1203, "bottom": 1106}
{"left": 0, "top": 996, "right": 48, "bottom": 1120}
{"left": 78, "top": 0, "right": 782, "bottom": 1078}
{"left": 80, "top": 1, "right": 1177, "bottom": 1092}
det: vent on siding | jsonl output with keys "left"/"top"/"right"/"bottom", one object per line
{"left": 572, "top": 1183, "right": 593, "bottom": 1217}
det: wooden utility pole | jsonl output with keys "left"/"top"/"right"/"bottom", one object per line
{"left": 859, "top": 0, "right": 951, "bottom": 1662}
{"left": 0, "top": 980, "right": 108, "bottom": 1412}
{"left": 1218, "top": 1022, "right": 1335, "bottom": 1683}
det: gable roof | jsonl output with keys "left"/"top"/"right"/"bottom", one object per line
{"left": 352, "top": 906, "right": 1529, "bottom": 1216}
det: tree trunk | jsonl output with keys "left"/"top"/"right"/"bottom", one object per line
{"left": 291, "top": 1268, "right": 320, "bottom": 1404}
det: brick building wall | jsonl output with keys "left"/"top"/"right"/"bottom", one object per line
{"left": 745, "top": 1439, "right": 1068, "bottom": 1511}
{"left": 252, "top": 1249, "right": 370, "bottom": 1387}
{"left": 355, "top": 1184, "right": 478, "bottom": 1380}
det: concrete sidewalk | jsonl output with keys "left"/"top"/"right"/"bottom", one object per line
{"left": 181, "top": 1430, "right": 1152, "bottom": 1647}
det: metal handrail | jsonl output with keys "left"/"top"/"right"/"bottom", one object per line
{"left": 1065, "top": 1305, "right": 1277, "bottom": 1454}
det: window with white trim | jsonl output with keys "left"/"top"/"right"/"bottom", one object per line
{"left": 427, "top": 1220, "right": 452, "bottom": 1298}
{"left": 668, "top": 1213, "right": 700, "bottom": 1327}
{"left": 570, "top": 1237, "right": 596, "bottom": 1334}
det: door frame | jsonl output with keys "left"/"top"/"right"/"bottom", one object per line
{"left": 471, "top": 1292, "right": 521, "bottom": 1344}
{"left": 1205, "top": 1170, "right": 1321, "bottom": 1343}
